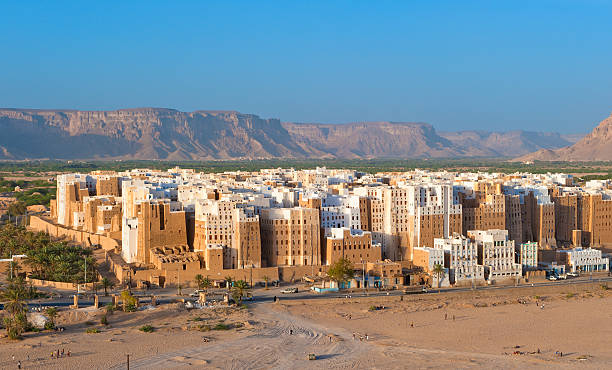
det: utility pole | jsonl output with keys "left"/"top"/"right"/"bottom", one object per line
{"left": 127, "top": 354, "right": 130, "bottom": 370}
{"left": 362, "top": 259, "right": 366, "bottom": 295}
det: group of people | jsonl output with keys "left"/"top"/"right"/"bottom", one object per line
{"left": 352, "top": 332, "right": 369, "bottom": 341}
{"left": 50, "top": 348, "right": 71, "bottom": 359}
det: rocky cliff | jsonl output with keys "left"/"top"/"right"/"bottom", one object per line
{"left": 0, "top": 108, "right": 580, "bottom": 160}
{"left": 518, "top": 113, "right": 612, "bottom": 161}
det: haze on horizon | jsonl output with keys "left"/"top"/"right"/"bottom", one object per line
{"left": 1, "top": 1, "right": 611, "bottom": 134}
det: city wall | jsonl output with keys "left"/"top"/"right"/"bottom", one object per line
{"left": 25, "top": 277, "right": 95, "bottom": 290}
{"left": 29, "top": 215, "right": 120, "bottom": 252}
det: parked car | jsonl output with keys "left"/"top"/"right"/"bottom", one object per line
{"left": 189, "top": 289, "right": 206, "bottom": 297}
{"left": 567, "top": 272, "right": 579, "bottom": 277}
{"left": 547, "top": 275, "right": 558, "bottom": 281}
{"left": 281, "top": 287, "right": 298, "bottom": 294}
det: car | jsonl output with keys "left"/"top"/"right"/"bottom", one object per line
{"left": 281, "top": 287, "right": 298, "bottom": 294}
{"left": 567, "top": 272, "right": 579, "bottom": 277}
{"left": 547, "top": 275, "right": 558, "bottom": 281}
{"left": 557, "top": 274, "right": 567, "bottom": 280}
{"left": 189, "top": 289, "right": 206, "bottom": 297}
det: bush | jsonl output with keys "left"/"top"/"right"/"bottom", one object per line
{"left": 601, "top": 284, "right": 609, "bottom": 291}
{"left": 86, "top": 328, "right": 100, "bottom": 334}
{"left": 101, "top": 315, "right": 108, "bottom": 326}
{"left": 139, "top": 325, "right": 154, "bottom": 333}
{"left": 44, "top": 321, "right": 55, "bottom": 330}
{"left": 369, "top": 305, "right": 377, "bottom": 311}
{"left": 192, "top": 317, "right": 204, "bottom": 322}
{"left": 105, "top": 303, "right": 115, "bottom": 314}
{"left": 213, "top": 323, "right": 230, "bottom": 330}
{"left": 7, "top": 327, "right": 21, "bottom": 340}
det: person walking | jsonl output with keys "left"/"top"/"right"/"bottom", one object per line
{"left": 17, "top": 361, "right": 21, "bottom": 369}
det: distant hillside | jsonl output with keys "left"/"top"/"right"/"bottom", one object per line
{"left": 0, "top": 108, "right": 580, "bottom": 160}
{"left": 439, "top": 130, "right": 581, "bottom": 158}
{"left": 518, "top": 113, "right": 612, "bottom": 161}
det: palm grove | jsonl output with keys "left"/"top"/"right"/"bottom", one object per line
{"left": 0, "top": 224, "right": 97, "bottom": 338}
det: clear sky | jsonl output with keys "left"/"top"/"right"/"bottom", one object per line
{"left": 1, "top": 1, "right": 611, "bottom": 133}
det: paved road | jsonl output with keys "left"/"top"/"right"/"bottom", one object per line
{"left": 10, "top": 275, "right": 611, "bottom": 310}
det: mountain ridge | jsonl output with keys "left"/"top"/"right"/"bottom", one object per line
{"left": 0, "top": 108, "right": 583, "bottom": 160}
{"left": 517, "top": 113, "right": 612, "bottom": 161}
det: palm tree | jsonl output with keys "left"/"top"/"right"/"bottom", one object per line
{"left": 263, "top": 275, "right": 269, "bottom": 290}
{"left": 225, "top": 276, "right": 233, "bottom": 291}
{"left": 101, "top": 277, "right": 113, "bottom": 296}
{"left": 201, "top": 276, "right": 212, "bottom": 291}
{"left": 1, "top": 277, "right": 29, "bottom": 338}
{"left": 433, "top": 264, "right": 445, "bottom": 291}
{"left": 232, "top": 280, "right": 250, "bottom": 304}
{"left": 45, "top": 306, "right": 58, "bottom": 328}
{"left": 195, "top": 274, "right": 204, "bottom": 289}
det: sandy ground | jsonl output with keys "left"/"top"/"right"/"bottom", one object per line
{"left": 0, "top": 303, "right": 253, "bottom": 369}
{"left": 1, "top": 282, "right": 611, "bottom": 369}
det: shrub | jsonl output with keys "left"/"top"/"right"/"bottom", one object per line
{"left": 101, "top": 315, "right": 108, "bottom": 326}
{"left": 533, "top": 295, "right": 540, "bottom": 299}
{"left": 213, "top": 323, "right": 230, "bottom": 330}
{"left": 601, "top": 284, "right": 609, "bottom": 291}
{"left": 198, "top": 324, "right": 211, "bottom": 332}
{"left": 86, "top": 328, "right": 100, "bottom": 334}
{"left": 7, "top": 327, "right": 21, "bottom": 340}
{"left": 44, "top": 321, "right": 55, "bottom": 330}
{"left": 139, "top": 325, "right": 154, "bottom": 333}
{"left": 105, "top": 303, "right": 115, "bottom": 314}
{"left": 192, "top": 317, "right": 204, "bottom": 322}
{"left": 369, "top": 305, "right": 377, "bottom": 311}
{"left": 566, "top": 293, "right": 575, "bottom": 299}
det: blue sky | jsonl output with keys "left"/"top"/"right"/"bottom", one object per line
{"left": 1, "top": 1, "right": 611, "bottom": 133}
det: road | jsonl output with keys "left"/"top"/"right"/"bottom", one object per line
{"left": 11, "top": 274, "right": 611, "bottom": 311}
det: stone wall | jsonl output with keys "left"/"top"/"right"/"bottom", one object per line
{"left": 29, "top": 215, "right": 121, "bottom": 252}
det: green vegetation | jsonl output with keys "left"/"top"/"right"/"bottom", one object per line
{"left": 101, "top": 277, "right": 114, "bottom": 296}
{"left": 45, "top": 307, "right": 58, "bottom": 330}
{"left": 231, "top": 279, "right": 250, "bottom": 305}
{"left": 139, "top": 324, "right": 154, "bottom": 333}
{"left": 601, "top": 284, "right": 609, "bottom": 291}
{"left": 327, "top": 258, "right": 355, "bottom": 287}
{"left": 2, "top": 159, "right": 612, "bottom": 180}
{"left": 104, "top": 303, "right": 115, "bottom": 316}
{"left": 195, "top": 274, "right": 212, "bottom": 291}
{"left": 433, "top": 264, "right": 446, "bottom": 290}
{"left": 120, "top": 290, "right": 137, "bottom": 312}
{"left": 100, "top": 315, "right": 109, "bottom": 326}
{"left": 213, "top": 323, "right": 230, "bottom": 330}
{"left": 0, "top": 225, "right": 97, "bottom": 283}
{"left": 565, "top": 293, "right": 575, "bottom": 299}
{"left": 86, "top": 327, "right": 100, "bottom": 334}
{"left": 1, "top": 277, "right": 31, "bottom": 339}
{"left": 0, "top": 177, "right": 56, "bottom": 207}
